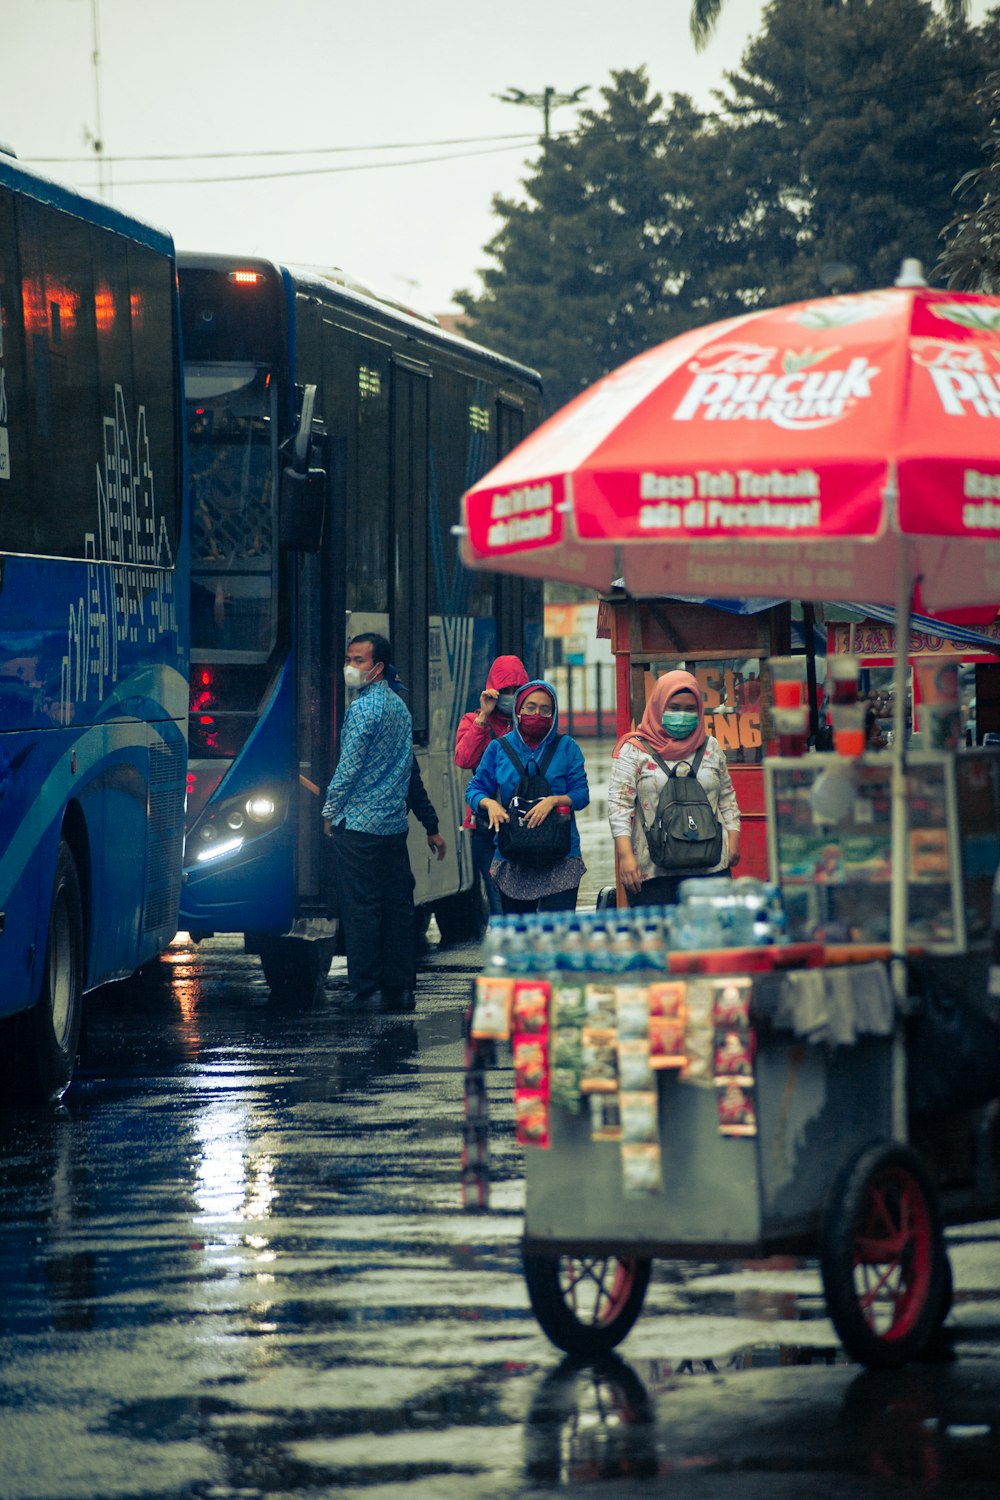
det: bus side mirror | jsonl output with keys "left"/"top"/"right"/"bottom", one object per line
{"left": 280, "top": 382, "right": 325, "bottom": 552}
{"left": 279, "top": 466, "right": 325, "bottom": 552}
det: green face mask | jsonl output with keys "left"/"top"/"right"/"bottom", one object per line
{"left": 662, "top": 710, "right": 700, "bottom": 737}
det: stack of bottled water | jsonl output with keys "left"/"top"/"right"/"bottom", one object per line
{"left": 481, "top": 881, "right": 787, "bottom": 976}
{"left": 481, "top": 910, "right": 671, "bottom": 978}
{"left": 672, "top": 877, "right": 787, "bottom": 952}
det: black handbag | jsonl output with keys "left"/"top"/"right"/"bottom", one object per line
{"left": 493, "top": 736, "right": 572, "bottom": 866}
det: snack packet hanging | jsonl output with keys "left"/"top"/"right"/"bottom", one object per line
{"left": 471, "top": 976, "right": 514, "bottom": 1040}
{"left": 621, "top": 1141, "right": 663, "bottom": 1195}
{"left": 581, "top": 1027, "right": 619, "bottom": 1093}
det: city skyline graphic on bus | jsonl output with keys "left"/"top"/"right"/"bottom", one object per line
{"left": 61, "top": 384, "right": 176, "bottom": 721}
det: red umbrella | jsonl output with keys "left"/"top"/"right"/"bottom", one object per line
{"left": 461, "top": 270, "right": 1000, "bottom": 969}
{"left": 462, "top": 276, "right": 1000, "bottom": 610}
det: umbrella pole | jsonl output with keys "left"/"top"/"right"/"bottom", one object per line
{"left": 889, "top": 542, "right": 913, "bottom": 1139}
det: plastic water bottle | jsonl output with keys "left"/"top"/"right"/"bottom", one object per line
{"left": 530, "top": 920, "right": 558, "bottom": 975}
{"left": 586, "top": 919, "right": 615, "bottom": 973}
{"left": 506, "top": 920, "right": 534, "bottom": 976}
{"left": 481, "top": 916, "right": 509, "bottom": 974}
{"left": 561, "top": 920, "right": 588, "bottom": 974}
{"left": 609, "top": 919, "right": 643, "bottom": 972}
{"left": 638, "top": 914, "right": 670, "bottom": 972}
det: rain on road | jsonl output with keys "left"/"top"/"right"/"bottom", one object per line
{"left": 2, "top": 744, "right": 1000, "bottom": 1499}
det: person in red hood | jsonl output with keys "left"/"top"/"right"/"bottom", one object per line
{"left": 455, "top": 654, "right": 529, "bottom": 915}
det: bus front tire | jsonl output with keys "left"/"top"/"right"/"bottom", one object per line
{"left": 22, "top": 841, "right": 85, "bottom": 1103}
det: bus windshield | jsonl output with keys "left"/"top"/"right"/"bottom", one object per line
{"left": 186, "top": 362, "right": 277, "bottom": 659}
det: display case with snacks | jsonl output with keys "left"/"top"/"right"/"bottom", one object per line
{"left": 765, "top": 751, "right": 967, "bottom": 952}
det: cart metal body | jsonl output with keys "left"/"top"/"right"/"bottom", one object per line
{"left": 525, "top": 1030, "right": 895, "bottom": 1260}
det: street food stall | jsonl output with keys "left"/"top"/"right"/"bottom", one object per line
{"left": 599, "top": 596, "right": 778, "bottom": 880}
{"left": 458, "top": 273, "right": 1000, "bottom": 1369}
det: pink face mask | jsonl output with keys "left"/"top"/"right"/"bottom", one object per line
{"left": 518, "top": 713, "right": 551, "bottom": 744}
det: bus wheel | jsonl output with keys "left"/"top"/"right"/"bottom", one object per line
{"left": 523, "top": 1249, "right": 651, "bottom": 1356}
{"left": 255, "top": 936, "right": 334, "bottom": 1002}
{"left": 434, "top": 872, "right": 489, "bottom": 946}
{"left": 23, "top": 841, "right": 85, "bottom": 1103}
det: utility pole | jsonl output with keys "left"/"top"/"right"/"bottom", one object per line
{"left": 494, "top": 85, "right": 590, "bottom": 142}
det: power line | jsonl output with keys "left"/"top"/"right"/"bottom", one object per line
{"left": 70, "top": 139, "right": 537, "bottom": 190}
{"left": 27, "top": 57, "right": 991, "bottom": 170}
{"left": 27, "top": 57, "right": 997, "bottom": 192}
{"left": 25, "top": 130, "right": 542, "bottom": 165}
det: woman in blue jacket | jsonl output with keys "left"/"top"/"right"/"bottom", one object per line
{"left": 466, "top": 680, "right": 590, "bottom": 913}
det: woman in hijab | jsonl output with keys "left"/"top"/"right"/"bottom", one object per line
{"left": 466, "top": 680, "right": 590, "bottom": 913}
{"left": 608, "top": 670, "right": 741, "bottom": 908}
{"left": 455, "top": 654, "right": 530, "bottom": 914}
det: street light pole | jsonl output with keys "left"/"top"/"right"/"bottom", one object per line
{"left": 494, "top": 84, "right": 590, "bottom": 142}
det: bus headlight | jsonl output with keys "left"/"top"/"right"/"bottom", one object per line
{"left": 246, "top": 795, "right": 277, "bottom": 823}
{"left": 186, "top": 785, "right": 288, "bottom": 866}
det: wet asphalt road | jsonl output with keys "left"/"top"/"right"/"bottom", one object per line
{"left": 2, "top": 747, "right": 1000, "bottom": 1499}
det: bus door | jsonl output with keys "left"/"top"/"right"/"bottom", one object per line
{"left": 391, "top": 355, "right": 457, "bottom": 908}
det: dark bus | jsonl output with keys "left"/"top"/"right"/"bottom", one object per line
{"left": 177, "top": 255, "right": 542, "bottom": 993}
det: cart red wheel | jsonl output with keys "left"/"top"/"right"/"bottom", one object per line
{"left": 819, "top": 1140, "right": 947, "bottom": 1370}
{"left": 522, "top": 1249, "right": 651, "bottom": 1355}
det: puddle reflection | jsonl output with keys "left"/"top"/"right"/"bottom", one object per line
{"left": 522, "top": 1347, "right": 998, "bottom": 1488}
{"left": 525, "top": 1355, "right": 658, "bottom": 1484}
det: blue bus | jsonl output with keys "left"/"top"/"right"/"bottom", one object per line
{"left": 177, "top": 255, "right": 542, "bottom": 993}
{"left": 0, "top": 152, "right": 188, "bottom": 1100}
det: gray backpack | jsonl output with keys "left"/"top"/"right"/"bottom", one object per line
{"left": 637, "top": 739, "right": 723, "bottom": 871}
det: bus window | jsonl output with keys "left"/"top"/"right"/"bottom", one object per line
{"left": 185, "top": 362, "right": 277, "bottom": 659}
{"left": 126, "top": 240, "right": 181, "bottom": 554}
{"left": 392, "top": 360, "right": 429, "bottom": 741}
{"left": 0, "top": 188, "right": 31, "bottom": 551}
{"left": 344, "top": 339, "right": 391, "bottom": 614}
{"left": 18, "top": 197, "right": 101, "bottom": 560}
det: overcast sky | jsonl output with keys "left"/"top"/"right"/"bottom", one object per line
{"left": 3, "top": 0, "right": 992, "bottom": 314}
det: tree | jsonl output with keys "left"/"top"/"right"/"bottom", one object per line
{"left": 712, "top": 0, "right": 986, "bottom": 302}
{"left": 460, "top": 4, "right": 990, "bottom": 410}
{"left": 689, "top": 0, "right": 970, "bottom": 50}
{"left": 458, "top": 71, "right": 729, "bottom": 413}
{"left": 937, "top": 60, "right": 1000, "bottom": 289}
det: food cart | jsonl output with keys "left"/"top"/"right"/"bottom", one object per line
{"left": 458, "top": 274, "right": 1000, "bottom": 1369}
{"left": 474, "top": 738, "right": 1000, "bottom": 1370}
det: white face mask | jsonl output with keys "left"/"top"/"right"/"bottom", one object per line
{"left": 344, "top": 664, "right": 370, "bottom": 689}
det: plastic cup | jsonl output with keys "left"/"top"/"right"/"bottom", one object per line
{"left": 773, "top": 678, "right": 803, "bottom": 708}
{"left": 828, "top": 653, "right": 860, "bottom": 705}
{"left": 831, "top": 702, "right": 865, "bottom": 757}
{"left": 773, "top": 706, "right": 809, "bottom": 756}
{"left": 770, "top": 656, "right": 805, "bottom": 709}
